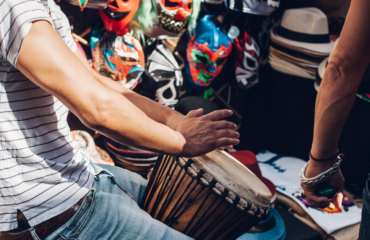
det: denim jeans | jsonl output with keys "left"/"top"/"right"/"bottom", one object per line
{"left": 41, "top": 164, "right": 193, "bottom": 240}
{"left": 359, "top": 174, "right": 370, "bottom": 240}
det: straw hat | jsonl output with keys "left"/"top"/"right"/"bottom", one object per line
{"left": 270, "top": 8, "right": 334, "bottom": 55}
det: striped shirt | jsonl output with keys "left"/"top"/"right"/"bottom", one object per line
{"left": 0, "top": 0, "right": 94, "bottom": 231}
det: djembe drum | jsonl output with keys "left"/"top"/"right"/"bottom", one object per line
{"left": 141, "top": 150, "right": 272, "bottom": 240}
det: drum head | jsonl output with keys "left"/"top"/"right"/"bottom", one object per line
{"left": 186, "top": 150, "right": 272, "bottom": 209}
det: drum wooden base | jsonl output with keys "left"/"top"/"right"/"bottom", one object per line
{"left": 141, "top": 155, "right": 270, "bottom": 240}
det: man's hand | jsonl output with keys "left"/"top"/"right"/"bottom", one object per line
{"left": 301, "top": 161, "right": 344, "bottom": 210}
{"left": 175, "top": 108, "right": 240, "bottom": 157}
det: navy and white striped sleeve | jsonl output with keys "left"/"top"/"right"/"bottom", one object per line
{"left": 0, "top": 0, "right": 52, "bottom": 67}
{"left": 49, "top": 1, "right": 77, "bottom": 53}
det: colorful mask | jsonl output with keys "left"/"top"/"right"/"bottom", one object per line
{"left": 91, "top": 22, "right": 145, "bottom": 89}
{"left": 185, "top": 15, "right": 232, "bottom": 92}
{"left": 132, "top": 0, "right": 200, "bottom": 39}
{"left": 99, "top": 0, "right": 141, "bottom": 35}
{"left": 65, "top": 0, "right": 109, "bottom": 10}
{"left": 228, "top": 0, "right": 280, "bottom": 16}
{"left": 234, "top": 29, "right": 260, "bottom": 89}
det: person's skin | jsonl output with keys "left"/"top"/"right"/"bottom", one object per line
{"left": 17, "top": 20, "right": 239, "bottom": 158}
{"left": 301, "top": 0, "right": 370, "bottom": 209}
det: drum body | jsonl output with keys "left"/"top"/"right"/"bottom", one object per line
{"left": 141, "top": 151, "right": 272, "bottom": 240}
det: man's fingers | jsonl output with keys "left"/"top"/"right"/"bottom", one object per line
{"left": 224, "top": 145, "right": 234, "bottom": 151}
{"left": 214, "top": 138, "right": 240, "bottom": 149}
{"left": 216, "top": 130, "right": 240, "bottom": 139}
{"left": 213, "top": 120, "right": 237, "bottom": 130}
{"left": 186, "top": 108, "right": 204, "bottom": 118}
{"left": 203, "top": 109, "right": 233, "bottom": 121}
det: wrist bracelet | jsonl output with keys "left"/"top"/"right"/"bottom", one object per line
{"left": 300, "top": 154, "right": 343, "bottom": 185}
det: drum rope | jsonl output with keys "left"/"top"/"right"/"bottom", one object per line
{"left": 195, "top": 198, "right": 226, "bottom": 239}
{"left": 142, "top": 155, "right": 169, "bottom": 209}
{"left": 164, "top": 159, "right": 195, "bottom": 223}
{"left": 156, "top": 159, "right": 188, "bottom": 220}
{"left": 150, "top": 156, "right": 178, "bottom": 217}
{"left": 186, "top": 179, "right": 217, "bottom": 236}
{"left": 184, "top": 181, "right": 215, "bottom": 235}
{"left": 169, "top": 168, "right": 207, "bottom": 224}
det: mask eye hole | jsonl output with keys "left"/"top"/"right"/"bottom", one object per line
{"left": 109, "top": 0, "right": 119, "bottom": 7}
{"left": 196, "top": 55, "right": 208, "bottom": 63}
{"left": 246, "top": 57, "right": 256, "bottom": 68}
{"left": 216, "top": 58, "right": 225, "bottom": 65}
{"left": 185, "top": 1, "right": 192, "bottom": 11}
{"left": 164, "top": 0, "right": 181, "bottom": 8}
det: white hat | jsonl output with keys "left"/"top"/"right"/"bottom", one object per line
{"left": 270, "top": 8, "right": 334, "bottom": 55}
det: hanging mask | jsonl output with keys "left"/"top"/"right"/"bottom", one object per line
{"left": 132, "top": 0, "right": 200, "bottom": 39}
{"left": 91, "top": 24, "right": 145, "bottom": 89}
{"left": 65, "top": 0, "right": 109, "bottom": 10}
{"left": 141, "top": 42, "right": 183, "bottom": 107}
{"left": 185, "top": 15, "right": 232, "bottom": 92}
{"left": 228, "top": 0, "right": 280, "bottom": 16}
{"left": 234, "top": 29, "right": 260, "bottom": 89}
{"left": 99, "top": 0, "right": 141, "bottom": 35}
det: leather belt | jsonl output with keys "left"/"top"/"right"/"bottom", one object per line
{"left": 0, "top": 194, "right": 88, "bottom": 240}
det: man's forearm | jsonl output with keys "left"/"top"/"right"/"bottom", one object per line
{"left": 75, "top": 50, "right": 184, "bottom": 130}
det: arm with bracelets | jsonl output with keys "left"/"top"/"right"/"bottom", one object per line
{"left": 301, "top": 0, "right": 370, "bottom": 209}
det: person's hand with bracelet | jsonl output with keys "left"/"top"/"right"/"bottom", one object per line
{"left": 300, "top": 150, "right": 345, "bottom": 210}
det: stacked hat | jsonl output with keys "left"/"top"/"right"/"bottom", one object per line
{"left": 315, "top": 38, "right": 370, "bottom": 103}
{"left": 104, "top": 138, "right": 158, "bottom": 177}
{"left": 229, "top": 150, "right": 285, "bottom": 240}
{"left": 269, "top": 8, "right": 334, "bottom": 80}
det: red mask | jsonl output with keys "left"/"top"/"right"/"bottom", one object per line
{"left": 99, "top": 0, "right": 141, "bottom": 36}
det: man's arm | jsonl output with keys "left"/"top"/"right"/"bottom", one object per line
{"left": 17, "top": 20, "right": 239, "bottom": 157}
{"left": 302, "top": 0, "right": 370, "bottom": 209}
{"left": 74, "top": 49, "right": 184, "bottom": 130}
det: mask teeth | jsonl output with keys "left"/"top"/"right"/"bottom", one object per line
{"left": 158, "top": 12, "right": 186, "bottom": 33}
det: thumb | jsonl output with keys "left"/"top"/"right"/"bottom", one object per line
{"left": 334, "top": 191, "right": 344, "bottom": 208}
{"left": 186, "top": 108, "right": 204, "bottom": 118}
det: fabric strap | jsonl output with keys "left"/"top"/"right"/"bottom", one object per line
{"left": 277, "top": 26, "right": 330, "bottom": 44}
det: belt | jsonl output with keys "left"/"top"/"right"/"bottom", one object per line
{"left": 0, "top": 194, "right": 88, "bottom": 240}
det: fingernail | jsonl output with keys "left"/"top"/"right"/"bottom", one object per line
{"left": 228, "top": 110, "right": 233, "bottom": 114}
{"left": 234, "top": 124, "right": 237, "bottom": 128}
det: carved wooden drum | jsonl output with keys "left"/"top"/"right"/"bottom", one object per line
{"left": 141, "top": 150, "right": 272, "bottom": 240}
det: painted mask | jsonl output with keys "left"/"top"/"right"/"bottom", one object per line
{"left": 65, "top": 0, "right": 109, "bottom": 10}
{"left": 185, "top": 15, "right": 232, "bottom": 92}
{"left": 142, "top": 42, "right": 183, "bottom": 108}
{"left": 228, "top": 0, "right": 280, "bottom": 16}
{"left": 234, "top": 29, "right": 260, "bottom": 89}
{"left": 91, "top": 24, "right": 145, "bottom": 89}
{"left": 99, "top": 0, "right": 141, "bottom": 35}
{"left": 143, "top": 0, "right": 200, "bottom": 39}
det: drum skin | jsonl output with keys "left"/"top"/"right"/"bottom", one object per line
{"left": 141, "top": 154, "right": 271, "bottom": 240}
